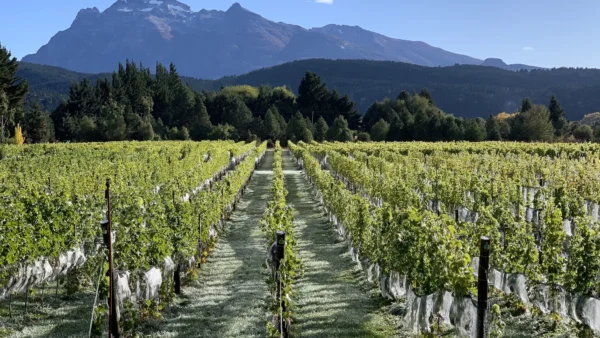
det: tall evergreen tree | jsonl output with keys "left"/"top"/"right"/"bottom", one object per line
{"left": 548, "top": 95, "right": 567, "bottom": 134}
{"left": 0, "top": 45, "right": 28, "bottom": 141}
{"left": 212, "top": 92, "right": 253, "bottom": 134}
{"left": 397, "top": 91, "right": 411, "bottom": 102}
{"left": 297, "top": 71, "right": 329, "bottom": 121}
{"left": 254, "top": 85, "right": 273, "bottom": 118}
{"left": 0, "top": 89, "right": 10, "bottom": 142}
{"left": 23, "top": 102, "right": 54, "bottom": 143}
{"left": 485, "top": 115, "right": 502, "bottom": 141}
{"left": 0, "top": 43, "right": 28, "bottom": 122}
{"left": 189, "top": 95, "right": 213, "bottom": 140}
{"left": 520, "top": 97, "right": 533, "bottom": 113}
{"left": 418, "top": 88, "right": 434, "bottom": 105}
{"left": 264, "top": 106, "right": 282, "bottom": 140}
{"left": 326, "top": 116, "right": 353, "bottom": 142}
{"left": 286, "top": 112, "right": 313, "bottom": 143}
{"left": 314, "top": 117, "right": 329, "bottom": 142}
{"left": 463, "top": 118, "right": 486, "bottom": 141}
{"left": 441, "top": 116, "right": 462, "bottom": 141}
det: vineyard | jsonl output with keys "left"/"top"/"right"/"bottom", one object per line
{"left": 1, "top": 140, "right": 600, "bottom": 337}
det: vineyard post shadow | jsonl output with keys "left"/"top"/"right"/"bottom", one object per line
{"left": 275, "top": 230, "right": 289, "bottom": 338}
{"left": 101, "top": 179, "right": 120, "bottom": 338}
{"left": 477, "top": 236, "right": 490, "bottom": 338}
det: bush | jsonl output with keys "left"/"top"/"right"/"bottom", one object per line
{"left": 357, "top": 132, "right": 371, "bottom": 142}
{"left": 573, "top": 125, "right": 593, "bottom": 142}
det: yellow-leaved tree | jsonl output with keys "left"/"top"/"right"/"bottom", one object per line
{"left": 15, "top": 124, "right": 24, "bottom": 145}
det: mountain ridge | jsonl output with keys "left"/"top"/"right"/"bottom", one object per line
{"left": 22, "top": 1, "right": 539, "bottom": 78}
{"left": 17, "top": 59, "right": 600, "bottom": 121}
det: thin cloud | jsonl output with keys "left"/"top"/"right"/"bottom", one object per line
{"left": 314, "top": 0, "right": 333, "bottom": 4}
{"left": 523, "top": 47, "right": 534, "bottom": 51}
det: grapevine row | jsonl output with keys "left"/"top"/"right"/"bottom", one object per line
{"left": 304, "top": 141, "right": 600, "bottom": 297}
{"left": 260, "top": 144, "right": 300, "bottom": 337}
{"left": 0, "top": 141, "right": 256, "bottom": 296}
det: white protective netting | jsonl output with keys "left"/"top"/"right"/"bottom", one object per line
{"left": 0, "top": 245, "right": 87, "bottom": 300}
{"left": 310, "top": 162, "right": 600, "bottom": 336}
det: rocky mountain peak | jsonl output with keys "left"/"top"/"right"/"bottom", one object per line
{"left": 108, "top": 0, "right": 192, "bottom": 17}
{"left": 227, "top": 2, "right": 243, "bottom": 11}
{"left": 78, "top": 7, "right": 100, "bottom": 14}
{"left": 26, "top": 0, "right": 538, "bottom": 80}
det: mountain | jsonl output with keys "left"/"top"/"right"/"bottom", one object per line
{"left": 18, "top": 59, "right": 600, "bottom": 121}
{"left": 480, "top": 58, "right": 542, "bottom": 71}
{"left": 21, "top": 0, "right": 499, "bottom": 79}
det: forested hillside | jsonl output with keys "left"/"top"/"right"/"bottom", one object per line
{"left": 208, "top": 59, "right": 600, "bottom": 120}
{"left": 18, "top": 59, "right": 600, "bottom": 121}
{"left": 1, "top": 42, "right": 597, "bottom": 145}
{"left": 16, "top": 62, "right": 212, "bottom": 112}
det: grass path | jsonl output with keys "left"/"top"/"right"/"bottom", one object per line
{"left": 281, "top": 150, "right": 398, "bottom": 338}
{"left": 145, "top": 150, "right": 274, "bottom": 338}
{"left": 0, "top": 289, "right": 96, "bottom": 338}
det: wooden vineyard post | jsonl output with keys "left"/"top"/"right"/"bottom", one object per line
{"left": 174, "top": 265, "right": 181, "bottom": 295}
{"left": 102, "top": 179, "right": 120, "bottom": 338}
{"left": 477, "top": 236, "right": 490, "bottom": 338}
{"left": 173, "top": 191, "right": 182, "bottom": 295}
{"left": 275, "top": 231, "right": 288, "bottom": 338}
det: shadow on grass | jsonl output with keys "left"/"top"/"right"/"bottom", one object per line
{"left": 0, "top": 287, "right": 96, "bottom": 338}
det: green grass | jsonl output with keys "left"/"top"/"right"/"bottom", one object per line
{"left": 0, "top": 286, "right": 96, "bottom": 338}
{"left": 282, "top": 150, "right": 399, "bottom": 338}
{"left": 142, "top": 151, "right": 275, "bottom": 338}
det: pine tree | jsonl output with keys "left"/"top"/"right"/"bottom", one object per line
{"left": 548, "top": 95, "right": 567, "bottom": 134}
{"left": 264, "top": 106, "right": 282, "bottom": 140}
{"left": 418, "top": 88, "right": 434, "bottom": 105}
{"left": 326, "top": 116, "right": 353, "bottom": 142}
{"left": 463, "top": 118, "right": 486, "bottom": 142}
{"left": 397, "top": 91, "right": 411, "bottom": 102}
{"left": 214, "top": 92, "right": 253, "bottom": 134}
{"left": 520, "top": 97, "right": 533, "bottom": 113}
{"left": 0, "top": 43, "right": 28, "bottom": 136}
{"left": 0, "top": 89, "right": 9, "bottom": 142}
{"left": 485, "top": 115, "right": 502, "bottom": 141}
{"left": 441, "top": 115, "right": 462, "bottom": 141}
{"left": 297, "top": 71, "right": 328, "bottom": 122}
{"left": 190, "top": 96, "right": 213, "bottom": 140}
{"left": 24, "top": 102, "right": 54, "bottom": 143}
{"left": 314, "top": 117, "right": 329, "bottom": 142}
{"left": 286, "top": 112, "right": 312, "bottom": 143}
{"left": 386, "top": 115, "right": 404, "bottom": 141}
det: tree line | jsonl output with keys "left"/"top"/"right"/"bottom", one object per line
{"left": 0, "top": 43, "right": 598, "bottom": 144}
{"left": 206, "top": 59, "right": 600, "bottom": 120}
{"left": 363, "top": 90, "right": 590, "bottom": 142}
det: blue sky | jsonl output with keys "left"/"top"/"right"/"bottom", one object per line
{"left": 1, "top": 0, "right": 598, "bottom": 68}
